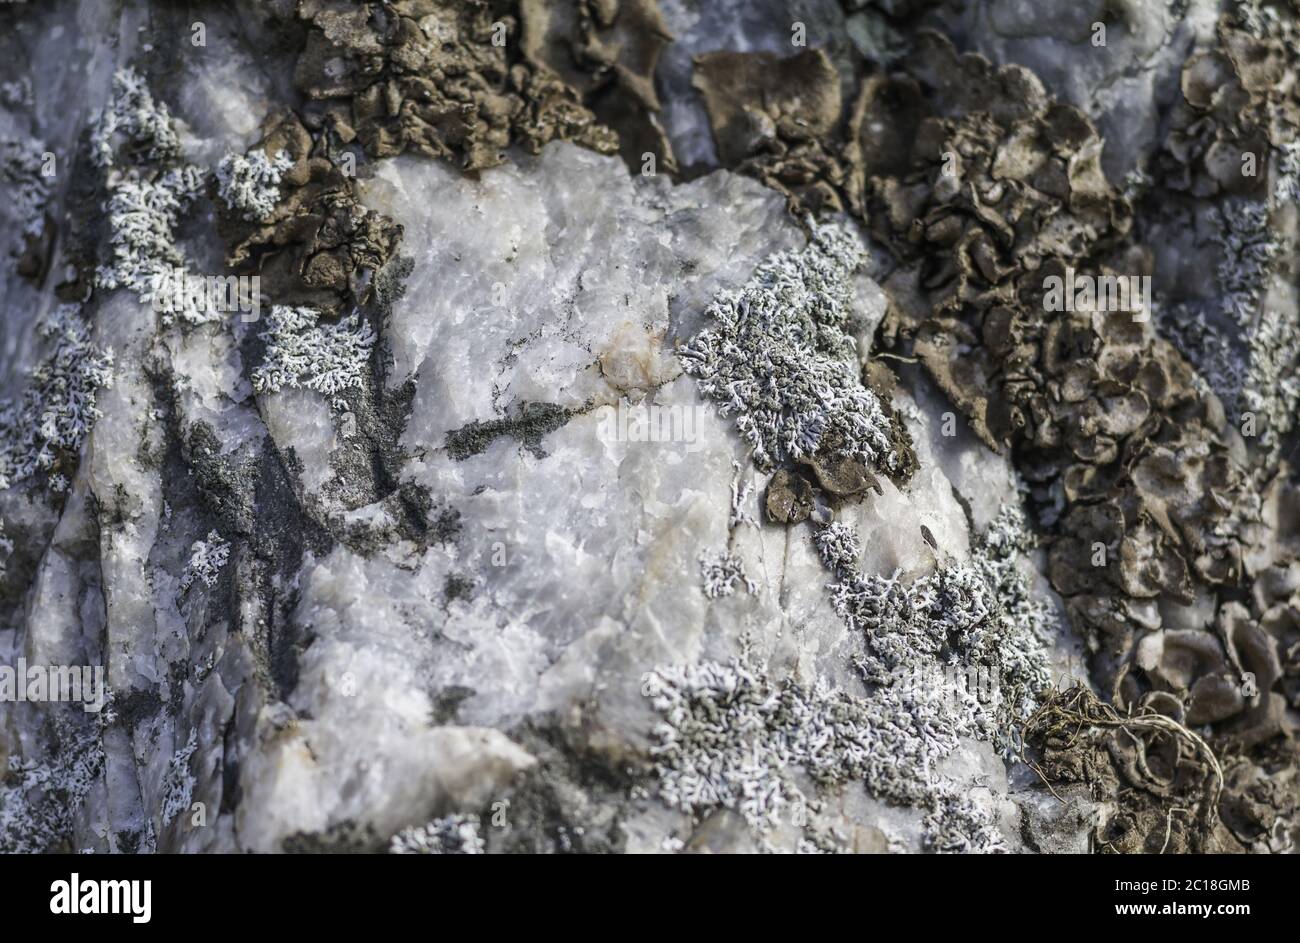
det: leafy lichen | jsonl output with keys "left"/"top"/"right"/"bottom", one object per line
{"left": 0, "top": 517, "right": 11, "bottom": 581}
{"left": 698, "top": 548, "right": 757, "bottom": 599}
{"left": 159, "top": 729, "right": 198, "bottom": 826}
{"left": 0, "top": 713, "right": 104, "bottom": 853}
{"left": 96, "top": 167, "right": 209, "bottom": 324}
{"left": 645, "top": 506, "right": 1055, "bottom": 854}
{"left": 180, "top": 530, "right": 230, "bottom": 592}
{"left": 0, "top": 137, "right": 51, "bottom": 241}
{"left": 91, "top": 68, "right": 212, "bottom": 326}
{"left": 89, "top": 67, "right": 182, "bottom": 171}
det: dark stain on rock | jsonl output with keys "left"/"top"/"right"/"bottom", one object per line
{"left": 445, "top": 401, "right": 573, "bottom": 461}
{"left": 117, "top": 687, "right": 164, "bottom": 732}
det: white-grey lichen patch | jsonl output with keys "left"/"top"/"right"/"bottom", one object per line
{"left": 644, "top": 650, "right": 1002, "bottom": 853}
{"left": 253, "top": 306, "right": 376, "bottom": 410}
{"left": 215, "top": 149, "right": 293, "bottom": 222}
{"left": 678, "top": 222, "right": 899, "bottom": 471}
{"left": 698, "top": 548, "right": 756, "bottom": 598}
{"left": 159, "top": 730, "right": 198, "bottom": 826}
{"left": 89, "top": 68, "right": 183, "bottom": 171}
{"left": 0, "top": 137, "right": 52, "bottom": 239}
{"left": 0, "top": 77, "right": 32, "bottom": 109}
{"left": 1275, "top": 140, "right": 1300, "bottom": 205}
{"left": 728, "top": 460, "right": 758, "bottom": 529}
{"left": 963, "top": 506, "right": 1058, "bottom": 734}
{"left": 389, "top": 814, "right": 484, "bottom": 854}
{"left": 1204, "top": 139, "right": 1300, "bottom": 471}
{"left": 0, "top": 305, "right": 114, "bottom": 490}
{"left": 96, "top": 167, "right": 209, "bottom": 324}
{"left": 811, "top": 520, "right": 861, "bottom": 572}
{"left": 811, "top": 510, "right": 1053, "bottom": 849}
{"left": 180, "top": 530, "right": 229, "bottom": 592}
{"left": 0, "top": 715, "right": 104, "bottom": 854}
{"left": 1213, "top": 200, "right": 1284, "bottom": 331}
{"left": 644, "top": 656, "right": 871, "bottom": 834}
{"left": 820, "top": 508, "right": 1052, "bottom": 759}
{"left": 1236, "top": 140, "right": 1300, "bottom": 470}
{"left": 91, "top": 68, "right": 211, "bottom": 326}
{"left": 0, "top": 517, "right": 11, "bottom": 580}
{"left": 648, "top": 506, "right": 1054, "bottom": 852}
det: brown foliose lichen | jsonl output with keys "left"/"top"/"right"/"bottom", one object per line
{"left": 290, "top": 0, "right": 677, "bottom": 174}
{"left": 215, "top": 109, "right": 403, "bottom": 315}
{"left": 691, "top": 15, "right": 1300, "bottom": 851}
{"left": 1160, "top": 13, "right": 1299, "bottom": 199}
{"left": 849, "top": 28, "right": 1299, "bottom": 851}
{"left": 693, "top": 48, "right": 848, "bottom": 217}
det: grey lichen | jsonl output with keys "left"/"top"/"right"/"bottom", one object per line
{"left": 1202, "top": 138, "right": 1300, "bottom": 472}
{"left": 0, "top": 517, "right": 11, "bottom": 581}
{"left": 159, "top": 729, "right": 198, "bottom": 826}
{"left": 0, "top": 305, "right": 115, "bottom": 491}
{"left": 698, "top": 548, "right": 756, "bottom": 598}
{"left": 92, "top": 68, "right": 211, "bottom": 326}
{"left": 1237, "top": 139, "right": 1300, "bottom": 469}
{"left": 252, "top": 306, "right": 376, "bottom": 410}
{"left": 644, "top": 649, "right": 1005, "bottom": 853}
{"left": 215, "top": 148, "right": 293, "bottom": 222}
{"left": 389, "top": 814, "right": 484, "bottom": 854}
{"left": 89, "top": 67, "right": 183, "bottom": 171}
{"left": 819, "top": 509, "right": 1053, "bottom": 760}
{"left": 644, "top": 655, "right": 871, "bottom": 834}
{"left": 804, "top": 508, "right": 1053, "bottom": 850}
{"left": 678, "top": 222, "right": 900, "bottom": 473}
{"left": 0, "top": 137, "right": 51, "bottom": 240}
{"left": 0, "top": 714, "right": 105, "bottom": 854}
{"left": 180, "top": 530, "right": 230, "bottom": 592}
{"left": 96, "top": 167, "right": 209, "bottom": 324}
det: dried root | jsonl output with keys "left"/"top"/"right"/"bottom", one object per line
{"left": 1023, "top": 685, "right": 1225, "bottom": 853}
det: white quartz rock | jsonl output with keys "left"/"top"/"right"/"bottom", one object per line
{"left": 227, "top": 143, "right": 1085, "bottom": 851}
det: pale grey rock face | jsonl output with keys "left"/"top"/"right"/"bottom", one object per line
{"left": 222, "top": 144, "right": 1085, "bottom": 853}
{"left": 0, "top": 0, "right": 1096, "bottom": 855}
{"left": 1, "top": 130, "right": 1085, "bottom": 852}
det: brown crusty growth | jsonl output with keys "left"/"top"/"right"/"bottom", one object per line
{"left": 693, "top": 48, "right": 848, "bottom": 216}
{"left": 292, "top": 0, "right": 676, "bottom": 174}
{"left": 1160, "top": 15, "right": 1299, "bottom": 198}
{"left": 694, "top": 21, "right": 1299, "bottom": 850}
{"left": 215, "top": 109, "right": 403, "bottom": 316}
{"left": 518, "top": 0, "right": 677, "bottom": 174}
{"left": 851, "top": 30, "right": 1299, "bottom": 850}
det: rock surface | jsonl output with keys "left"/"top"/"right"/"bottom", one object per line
{"left": 0, "top": 0, "right": 1294, "bottom": 855}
